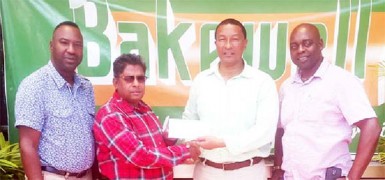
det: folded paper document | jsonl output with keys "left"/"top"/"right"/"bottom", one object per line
{"left": 163, "top": 117, "right": 210, "bottom": 140}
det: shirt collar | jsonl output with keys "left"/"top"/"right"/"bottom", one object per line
{"left": 47, "top": 61, "right": 87, "bottom": 89}
{"left": 208, "top": 59, "right": 254, "bottom": 79}
{"left": 292, "top": 60, "right": 330, "bottom": 83}
{"left": 112, "top": 91, "right": 150, "bottom": 113}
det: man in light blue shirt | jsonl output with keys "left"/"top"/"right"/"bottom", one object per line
{"left": 15, "top": 21, "right": 95, "bottom": 180}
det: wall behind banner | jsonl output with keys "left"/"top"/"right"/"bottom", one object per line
{"left": 1, "top": 0, "right": 385, "bottom": 152}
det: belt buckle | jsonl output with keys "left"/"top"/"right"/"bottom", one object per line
{"left": 64, "top": 172, "right": 70, "bottom": 179}
{"left": 249, "top": 158, "right": 253, "bottom": 166}
{"left": 222, "top": 162, "right": 230, "bottom": 170}
{"left": 202, "top": 158, "right": 207, "bottom": 166}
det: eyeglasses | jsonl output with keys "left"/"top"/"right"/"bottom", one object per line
{"left": 119, "top": 75, "right": 147, "bottom": 83}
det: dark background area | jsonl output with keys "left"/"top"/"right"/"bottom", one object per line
{"left": 0, "top": 23, "right": 8, "bottom": 140}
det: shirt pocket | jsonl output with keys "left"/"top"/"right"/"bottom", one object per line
{"left": 44, "top": 107, "right": 73, "bottom": 138}
{"left": 300, "top": 91, "right": 338, "bottom": 125}
{"left": 51, "top": 107, "right": 73, "bottom": 118}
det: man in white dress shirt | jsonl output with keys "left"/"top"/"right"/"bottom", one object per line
{"left": 183, "top": 18, "right": 279, "bottom": 180}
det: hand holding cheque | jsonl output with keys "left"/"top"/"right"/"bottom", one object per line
{"left": 162, "top": 117, "right": 202, "bottom": 163}
{"left": 163, "top": 117, "right": 225, "bottom": 153}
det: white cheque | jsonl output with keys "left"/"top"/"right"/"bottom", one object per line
{"left": 164, "top": 118, "right": 210, "bottom": 140}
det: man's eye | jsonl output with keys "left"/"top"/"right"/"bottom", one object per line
{"left": 74, "top": 43, "right": 83, "bottom": 48}
{"left": 290, "top": 44, "right": 298, "bottom": 49}
{"left": 60, "top": 40, "right": 69, "bottom": 45}
{"left": 303, "top": 40, "right": 313, "bottom": 47}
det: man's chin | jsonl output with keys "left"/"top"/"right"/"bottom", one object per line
{"left": 132, "top": 95, "right": 144, "bottom": 101}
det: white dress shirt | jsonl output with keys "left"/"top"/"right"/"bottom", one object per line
{"left": 183, "top": 60, "right": 279, "bottom": 163}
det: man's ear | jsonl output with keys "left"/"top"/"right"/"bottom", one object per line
{"left": 319, "top": 39, "right": 324, "bottom": 49}
{"left": 113, "top": 78, "right": 118, "bottom": 88}
{"left": 243, "top": 39, "right": 248, "bottom": 50}
{"left": 49, "top": 41, "right": 53, "bottom": 51}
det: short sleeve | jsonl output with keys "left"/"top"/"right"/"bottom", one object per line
{"left": 15, "top": 77, "right": 45, "bottom": 131}
{"left": 337, "top": 75, "right": 376, "bottom": 125}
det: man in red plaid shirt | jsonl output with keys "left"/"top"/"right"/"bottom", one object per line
{"left": 93, "top": 53, "right": 200, "bottom": 180}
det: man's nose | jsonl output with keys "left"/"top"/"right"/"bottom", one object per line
{"left": 67, "top": 44, "right": 76, "bottom": 53}
{"left": 225, "top": 39, "right": 232, "bottom": 49}
{"left": 132, "top": 78, "right": 140, "bottom": 86}
{"left": 298, "top": 44, "right": 306, "bottom": 52}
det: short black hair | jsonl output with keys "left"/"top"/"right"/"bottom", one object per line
{"left": 215, "top": 18, "right": 247, "bottom": 40}
{"left": 54, "top": 21, "right": 80, "bottom": 32}
{"left": 52, "top": 21, "right": 81, "bottom": 39}
{"left": 113, "top": 53, "right": 147, "bottom": 78}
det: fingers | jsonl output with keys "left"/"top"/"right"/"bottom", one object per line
{"left": 186, "top": 141, "right": 201, "bottom": 162}
{"left": 183, "top": 158, "right": 196, "bottom": 164}
{"left": 195, "top": 136, "right": 211, "bottom": 149}
{"left": 196, "top": 136, "right": 206, "bottom": 142}
{"left": 194, "top": 136, "right": 225, "bottom": 150}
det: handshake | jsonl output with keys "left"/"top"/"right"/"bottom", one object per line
{"left": 184, "top": 135, "right": 226, "bottom": 164}
{"left": 184, "top": 141, "right": 201, "bottom": 164}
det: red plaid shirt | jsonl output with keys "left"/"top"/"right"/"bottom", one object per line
{"left": 94, "top": 92, "right": 191, "bottom": 180}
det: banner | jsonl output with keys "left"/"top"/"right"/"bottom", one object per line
{"left": 1, "top": 0, "right": 385, "bottom": 153}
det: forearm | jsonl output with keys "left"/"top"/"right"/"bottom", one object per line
{"left": 126, "top": 144, "right": 191, "bottom": 168}
{"left": 96, "top": 118, "right": 191, "bottom": 168}
{"left": 20, "top": 144, "right": 43, "bottom": 180}
{"left": 349, "top": 118, "right": 381, "bottom": 179}
{"left": 349, "top": 136, "right": 378, "bottom": 179}
{"left": 271, "top": 128, "right": 285, "bottom": 180}
{"left": 197, "top": 136, "right": 226, "bottom": 150}
{"left": 224, "top": 115, "right": 279, "bottom": 155}
{"left": 102, "top": 132, "right": 191, "bottom": 167}
{"left": 274, "top": 128, "right": 284, "bottom": 166}
{"left": 225, "top": 81, "right": 279, "bottom": 154}
{"left": 18, "top": 126, "right": 43, "bottom": 180}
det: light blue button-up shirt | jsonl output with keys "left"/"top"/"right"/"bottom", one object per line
{"left": 15, "top": 61, "right": 95, "bottom": 172}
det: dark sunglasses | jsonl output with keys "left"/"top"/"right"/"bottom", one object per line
{"left": 120, "top": 75, "right": 147, "bottom": 83}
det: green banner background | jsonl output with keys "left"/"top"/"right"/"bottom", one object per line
{"left": 1, "top": 0, "right": 384, "bottom": 154}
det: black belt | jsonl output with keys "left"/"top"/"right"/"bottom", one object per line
{"left": 41, "top": 166, "right": 88, "bottom": 178}
{"left": 199, "top": 156, "right": 263, "bottom": 171}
